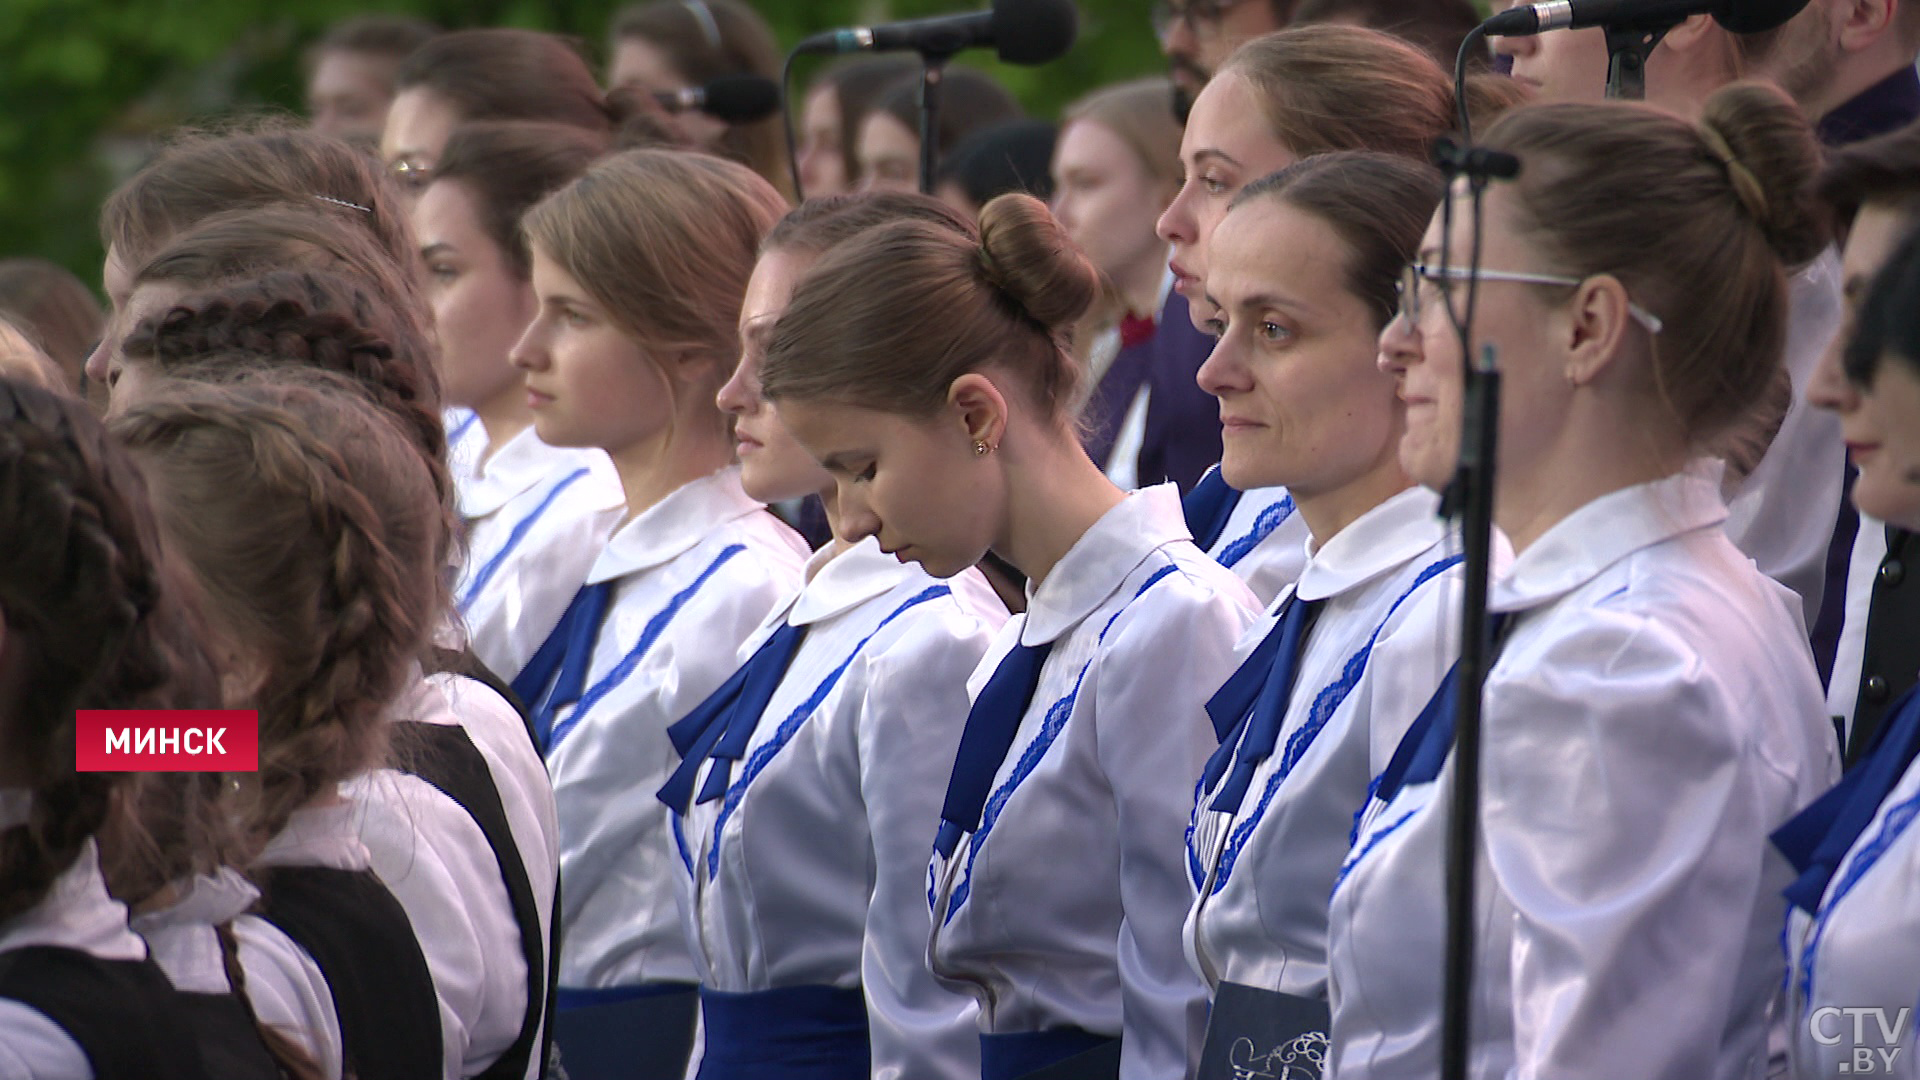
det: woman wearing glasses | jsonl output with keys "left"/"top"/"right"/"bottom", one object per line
{"left": 1330, "top": 82, "right": 1840, "bottom": 1079}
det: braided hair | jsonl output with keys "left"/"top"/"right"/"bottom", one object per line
{"left": 112, "top": 369, "right": 439, "bottom": 850}
{"left": 0, "top": 376, "right": 218, "bottom": 920}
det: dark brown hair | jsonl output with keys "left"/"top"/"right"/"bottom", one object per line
{"left": 1481, "top": 81, "right": 1827, "bottom": 445}
{"left": 609, "top": 0, "right": 793, "bottom": 199}
{"left": 0, "top": 376, "right": 219, "bottom": 921}
{"left": 1222, "top": 24, "right": 1523, "bottom": 162}
{"left": 100, "top": 123, "right": 414, "bottom": 275}
{"left": 432, "top": 122, "right": 611, "bottom": 280}
{"left": 309, "top": 14, "right": 439, "bottom": 68}
{"left": 395, "top": 29, "right": 612, "bottom": 135}
{"left": 874, "top": 68, "right": 1025, "bottom": 158}
{"left": 1817, "top": 117, "right": 1920, "bottom": 229}
{"left": 761, "top": 193, "right": 1099, "bottom": 420}
{"left": 0, "top": 259, "right": 104, "bottom": 390}
{"left": 1230, "top": 152, "right": 1445, "bottom": 331}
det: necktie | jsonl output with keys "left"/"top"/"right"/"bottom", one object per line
{"left": 1199, "top": 596, "right": 1322, "bottom": 814}
{"left": 511, "top": 581, "right": 615, "bottom": 753}
{"left": 935, "top": 639, "right": 1056, "bottom": 858}
{"left": 1372, "top": 614, "right": 1514, "bottom": 805}
{"left": 1183, "top": 467, "right": 1243, "bottom": 552}
{"left": 1775, "top": 686, "right": 1920, "bottom": 914}
{"left": 656, "top": 621, "right": 810, "bottom": 814}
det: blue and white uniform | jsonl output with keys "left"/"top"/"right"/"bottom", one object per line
{"left": 520, "top": 466, "right": 809, "bottom": 995}
{"left": 1328, "top": 468, "right": 1838, "bottom": 1080}
{"left": 452, "top": 426, "right": 624, "bottom": 683}
{"left": 1183, "top": 466, "right": 1310, "bottom": 607}
{"left": 926, "top": 485, "right": 1260, "bottom": 1080}
{"left": 1185, "top": 487, "right": 1463, "bottom": 998}
{"left": 1778, "top": 683, "right": 1920, "bottom": 1078}
{"left": 665, "top": 538, "right": 1007, "bottom": 1080}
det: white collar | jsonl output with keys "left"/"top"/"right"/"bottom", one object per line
{"left": 1492, "top": 464, "right": 1729, "bottom": 613}
{"left": 0, "top": 842, "right": 142, "bottom": 958}
{"left": 1294, "top": 487, "right": 1446, "bottom": 603}
{"left": 458, "top": 427, "right": 619, "bottom": 519}
{"left": 128, "top": 867, "right": 260, "bottom": 934}
{"left": 588, "top": 466, "right": 771, "bottom": 583}
{"left": 790, "top": 537, "right": 922, "bottom": 627}
{"left": 1021, "top": 484, "right": 1191, "bottom": 645}
{"left": 252, "top": 797, "right": 370, "bottom": 872}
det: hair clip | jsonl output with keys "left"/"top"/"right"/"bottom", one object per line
{"left": 313, "top": 194, "right": 373, "bottom": 213}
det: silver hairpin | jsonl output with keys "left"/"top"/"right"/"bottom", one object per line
{"left": 684, "top": 0, "right": 722, "bottom": 51}
{"left": 313, "top": 194, "right": 373, "bottom": 213}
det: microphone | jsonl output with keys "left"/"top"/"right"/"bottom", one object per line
{"left": 655, "top": 74, "right": 781, "bottom": 123}
{"left": 794, "top": 0, "right": 1079, "bottom": 65}
{"left": 1483, "top": 0, "right": 1809, "bottom": 35}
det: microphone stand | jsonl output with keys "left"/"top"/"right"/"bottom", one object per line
{"left": 1603, "top": 20, "right": 1678, "bottom": 99}
{"left": 917, "top": 54, "right": 949, "bottom": 195}
{"left": 1431, "top": 30, "right": 1520, "bottom": 1062}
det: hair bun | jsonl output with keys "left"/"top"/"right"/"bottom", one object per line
{"left": 975, "top": 193, "right": 1100, "bottom": 334}
{"left": 1698, "top": 81, "right": 1829, "bottom": 268}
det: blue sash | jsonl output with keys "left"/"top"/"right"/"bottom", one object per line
{"left": 697, "top": 984, "right": 869, "bottom": 1079}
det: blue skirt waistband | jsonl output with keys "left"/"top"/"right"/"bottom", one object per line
{"left": 980, "top": 1026, "right": 1120, "bottom": 1080}
{"left": 697, "top": 984, "right": 870, "bottom": 1080}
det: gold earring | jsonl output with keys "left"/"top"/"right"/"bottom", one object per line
{"left": 974, "top": 440, "right": 992, "bottom": 456}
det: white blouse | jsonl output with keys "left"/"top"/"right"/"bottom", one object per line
{"left": 453, "top": 425, "right": 624, "bottom": 683}
{"left": 1328, "top": 468, "right": 1839, "bottom": 1080}
{"left": 1203, "top": 477, "right": 1312, "bottom": 609}
{"left": 0, "top": 816, "right": 146, "bottom": 1080}
{"left": 673, "top": 538, "right": 1008, "bottom": 1080}
{"left": 1186, "top": 487, "right": 1462, "bottom": 997}
{"left": 927, "top": 485, "right": 1261, "bottom": 1080}
{"left": 545, "top": 466, "right": 810, "bottom": 990}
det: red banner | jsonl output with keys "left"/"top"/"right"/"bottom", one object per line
{"left": 74, "top": 710, "right": 259, "bottom": 772}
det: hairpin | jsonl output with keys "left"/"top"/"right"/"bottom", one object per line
{"left": 313, "top": 194, "right": 373, "bottom": 213}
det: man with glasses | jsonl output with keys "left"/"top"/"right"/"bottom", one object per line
{"left": 1154, "top": 0, "right": 1293, "bottom": 120}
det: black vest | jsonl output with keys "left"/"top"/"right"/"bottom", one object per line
{"left": 0, "top": 946, "right": 209, "bottom": 1080}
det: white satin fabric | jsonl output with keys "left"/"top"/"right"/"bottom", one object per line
{"left": 1186, "top": 487, "right": 1467, "bottom": 998}
{"left": 1205, "top": 481, "right": 1312, "bottom": 608}
{"left": 674, "top": 538, "right": 1007, "bottom": 1080}
{"left": 1329, "top": 468, "right": 1839, "bottom": 1080}
{"left": 927, "top": 485, "right": 1260, "bottom": 1080}
{"left": 547, "top": 467, "right": 809, "bottom": 990}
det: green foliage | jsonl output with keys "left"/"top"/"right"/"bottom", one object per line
{"left": 0, "top": 0, "right": 1166, "bottom": 290}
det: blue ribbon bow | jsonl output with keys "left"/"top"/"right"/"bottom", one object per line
{"left": 1774, "top": 687, "right": 1920, "bottom": 914}
{"left": 1199, "top": 595, "right": 1321, "bottom": 814}
{"left": 511, "top": 581, "right": 615, "bottom": 753}
{"left": 657, "top": 621, "right": 810, "bottom": 815}
{"left": 1183, "top": 467, "right": 1244, "bottom": 552}
{"left": 934, "top": 639, "right": 1056, "bottom": 858}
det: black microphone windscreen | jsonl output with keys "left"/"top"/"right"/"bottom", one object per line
{"left": 702, "top": 73, "right": 782, "bottom": 123}
{"left": 1715, "top": 0, "right": 1811, "bottom": 33}
{"left": 992, "top": 0, "right": 1079, "bottom": 65}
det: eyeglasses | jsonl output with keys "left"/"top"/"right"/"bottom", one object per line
{"left": 1396, "top": 262, "right": 1665, "bottom": 334}
{"left": 390, "top": 158, "right": 433, "bottom": 190}
{"left": 1152, "top": 0, "right": 1253, "bottom": 37}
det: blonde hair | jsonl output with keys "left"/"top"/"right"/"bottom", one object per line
{"left": 0, "top": 318, "right": 65, "bottom": 393}
{"left": 1062, "top": 78, "right": 1184, "bottom": 193}
{"left": 524, "top": 148, "right": 788, "bottom": 406}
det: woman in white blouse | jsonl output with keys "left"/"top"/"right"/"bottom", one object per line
{"left": 418, "top": 122, "right": 625, "bottom": 683}
{"left": 663, "top": 192, "right": 1009, "bottom": 1080}
{"left": 1782, "top": 217, "right": 1920, "bottom": 1077}
{"left": 760, "top": 194, "right": 1260, "bottom": 1080}
{"left": 1329, "top": 83, "right": 1840, "bottom": 1079}
{"left": 507, "top": 149, "right": 810, "bottom": 1080}
{"left": 1182, "top": 152, "right": 1470, "bottom": 1049}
